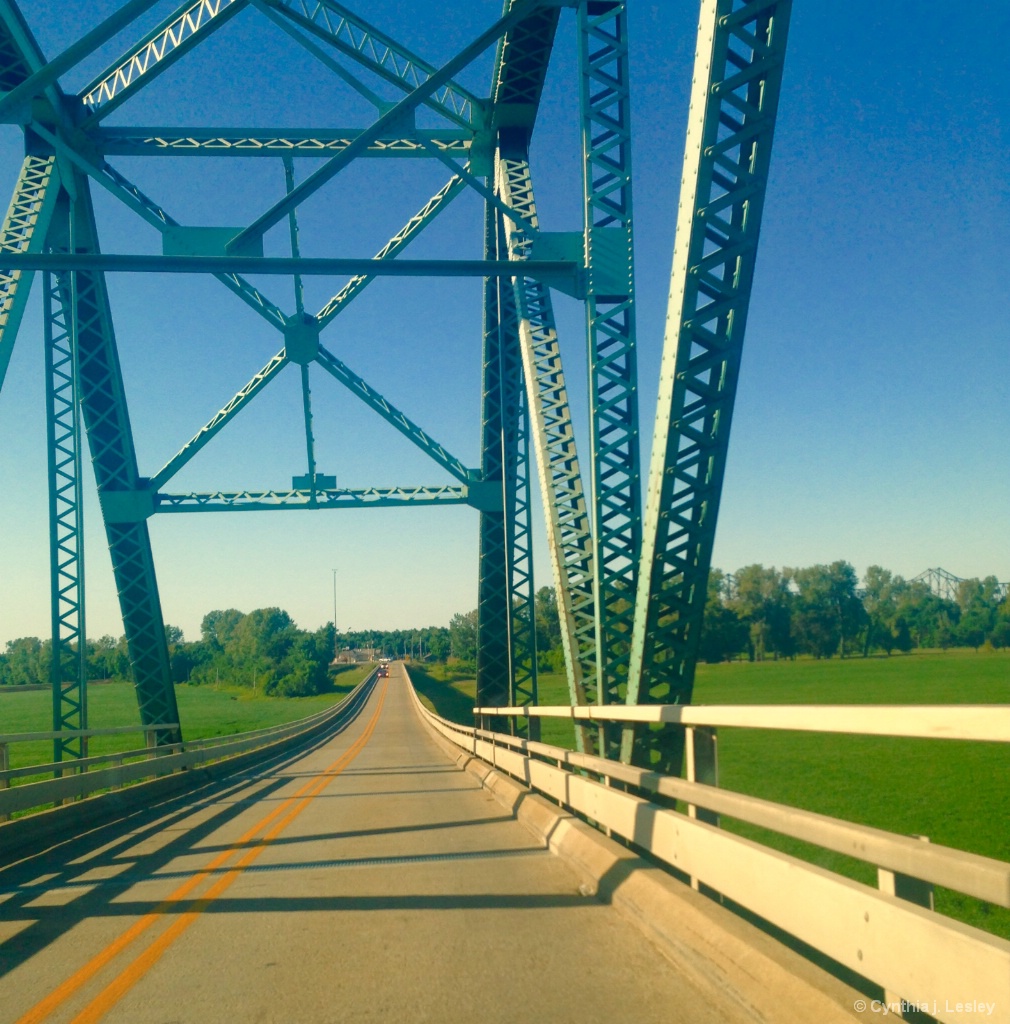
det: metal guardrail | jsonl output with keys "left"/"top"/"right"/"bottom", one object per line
{"left": 0, "top": 673, "right": 376, "bottom": 822}
{"left": 408, "top": 678, "right": 1010, "bottom": 1024}
{"left": 472, "top": 702, "right": 1010, "bottom": 742}
{"left": 0, "top": 723, "right": 181, "bottom": 745}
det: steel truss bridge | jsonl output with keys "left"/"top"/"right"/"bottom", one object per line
{"left": 0, "top": 0, "right": 788, "bottom": 771}
{"left": 912, "top": 568, "right": 1010, "bottom": 606}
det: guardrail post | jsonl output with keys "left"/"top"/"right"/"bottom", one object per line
{"left": 145, "top": 729, "right": 157, "bottom": 757}
{"left": 685, "top": 726, "right": 719, "bottom": 892}
{"left": 877, "top": 836, "right": 934, "bottom": 1018}
{"left": 0, "top": 742, "right": 9, "bottom": 822}
{"left": 685, "top": 726, "right": 719, "bottom": 823}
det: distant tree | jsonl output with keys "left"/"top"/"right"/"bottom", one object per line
{"left": 954, "top": 577, "right": 1001, "bottom": 650}
{"left": 989, "top": 601, "right": 1010, "bottom": 649}
{"left": 266, "top": 630, "right": 330, "bottom": 697}
{"left": 699, "top": 570, "right": 748, "bottom": 663}
{"left": 200, "top": 609, "right": 245, "bottom": 652}
{"left": 899, "top": 584, "right": 959, "bottom": 649}
{"left": 790, "top": 561, "right": 865, "bottom": 658}
{"left": 893, "top": 617, "right": 913, "bottom": 653}
{"left": 1, "top": 637, "right": 49, "bottom": 686}
{"left": 861, "top": 566, "right": 907, "bottom": 656}
{"left": 730, "top": 565, "right": 793, "bottom": 661}
{"left": 449, "top": 610, "right": 478, "bottom": 664}
{"left": 425, "top": 627, "right": 451, "bottom": 661}
{"left": 87, "top": 635, "right": 121, "bottom": 680}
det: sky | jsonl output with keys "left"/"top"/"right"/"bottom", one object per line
{"left": 0, "top": 0, "right": 1007, "bottom": 647}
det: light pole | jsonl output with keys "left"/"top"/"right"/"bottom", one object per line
{"left": 331, "top": 569, "right": 338, "bottom": 663}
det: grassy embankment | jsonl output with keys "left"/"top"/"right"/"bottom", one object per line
{"left": 0, "top": 662, "right": 374, "bottom": 774}
{"left": 410, "top": 649, "right": 1010, "bottom": 938}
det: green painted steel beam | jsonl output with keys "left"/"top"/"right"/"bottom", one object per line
{"left": 496, "top": 139, "right": 596, "bottom": 753}
{"left": 417, "top": 142, "right": 537, "bottom": 237}
{"left": 315, "top": 175, "right": 466, "bottom": 326}
{"left": 261, "top": 0, "right": 485, "bottom": 130}
{"left": 79, "top": 0, "right": 251, "bottom": 126}
{"left": 150, "top": 350, "right": 288, "bottom": 491}
{"left": 69, "top": 183, "right": 181, "bottom": 746}
{"left": 155, "top": 485, "right": 470, "bottom": 512}
{"left": 489, "top": 1, "right": 559, "bottom": 132}
{"left": 476, "top": 202, "right": 513, "bottom": 713}
{"left": 93, "top": 127, "right": 472, "bottom": 158}
{"left": 625, "top": 0, "right": 793, "bottom": 773}
{"left": 469, "top": 0, "right": 559, "bottom": 735}
{"left": 577, "top": 1, "right": 641, "bottom": 758}
{"left": 2, "top": 253, "right": 582, "bottom": 290}
{"left": 43, "top": 261, "right": 88, "bottom": 763}
{"left": 250, "top": 0, "right": 392, "bottom": 113}
{"left": 0, "top": 0, "right": 161, "bottom": 122}
{"left": 0, "top": 154, "right": 59, "bottom": 391}
{"left": 0, "top": 0, "right": 40, "bottom": 92}
{"left": 226, "top": 1, "right": 534, "bottom": 255}
{"left": 28, "top": 123, "right": 289, "bottom": 331}
{"left": 315, "top": 343, "right": 473, "bottom": 485}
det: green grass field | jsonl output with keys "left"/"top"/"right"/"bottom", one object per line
{"left": 0, "top": 663, "right": 373, "bottom": 774}
{"left": 410, "top": 650, "right": 1010, "bottom": 938}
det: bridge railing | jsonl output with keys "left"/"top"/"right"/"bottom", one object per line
{"left": 408, "top": 680, "right": 1010, "bottom": 1024}
{"left": 0, "top": 673, "right": 377, "bottom": 823}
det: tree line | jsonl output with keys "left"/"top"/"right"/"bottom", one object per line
{"left": 699, "top": 563, "right": 1010, "bottom": 662}
{"left": 0, "top": 609, "right": 337, "bottom": 696}
{"left": 2, "top": 563, "right": 1006, "bottom": 691}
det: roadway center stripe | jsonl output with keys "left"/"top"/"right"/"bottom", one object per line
{"left": 16, "top": 677, "right": 389, "bottom": 1024}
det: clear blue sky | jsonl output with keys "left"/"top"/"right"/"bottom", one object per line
{"left": 1, "top": 1, "right": 1007, "bottom": 647}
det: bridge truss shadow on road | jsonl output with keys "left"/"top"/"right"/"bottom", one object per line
{"left": 3, "top": 666, "right": 1009, "bottom": 1024}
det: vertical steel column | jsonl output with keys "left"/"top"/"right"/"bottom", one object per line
{"left": 497, "top": 140, "right": 596, "bottom": 752}
{"left": 625, "top": 0, "right": 792, "bottom": 771}
{"left": 476, "top": 201, "right": 512, "bottom": 711}
{"left": 496, "top": 210, "right": 538, "bottom": 735}
{"left": 578, "top": 0, "right": 641, "bottom": 758}
{"left": 43, "top": 257, "right": 88, "bottom": 763}
{"left": 71, "top": 183, "right": 181, "bottom": 744}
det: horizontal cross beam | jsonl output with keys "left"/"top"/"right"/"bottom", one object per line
{"left": 155, "top": 485, "right": 472, "bottom": 511}
{"left": 92, "top": 127, "right": 472, "bottom": 157}
{"left": 2, "top": 253, "right": 582, "bottom": 290}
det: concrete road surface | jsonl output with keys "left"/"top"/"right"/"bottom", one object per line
{"left": 1, "top": 663, "right": 732, "bottom": 1024}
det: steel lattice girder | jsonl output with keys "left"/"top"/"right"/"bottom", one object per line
{"left": 476, "top": 202, "right": 538, "bottom": 726}
{"left": 476, "top": 203, "right": 514, "bottom": 712}
{"left": 577, "top": 1, "right": 641, "bottom": 758}
{"left": 226, "top": 2, "right": 536, "bottom": 255}
{"left": 315, "top": 175, "right": 466, "bottom": 323}
{"left": 155, "top": 486, "right": 470, "bottom": 511}
{"left": 43, "top": 260, "right": 88, "bottom": 761}
{"left": 72, "top": 223, "right": 182, "bottom": 744}
{"left": 79, "top": 0, "right": 250, "bottom": 124}
{"left": 496, "top": 143, "right": 597, "bottom": 754}
{"left": 506, "top": 281, "right": 537, "bottom": 723}
{"left": 260, "top": 0, "right": 484, "bottom": 130}
{"left": 92, "top": 127, "right": 472, "bottom": 158}
{"left": 0, "top": 154, "right": 58, "bottom": 389}
{"left": 625, "top": 0, "right": 793, "bottom": 772}
{"left": 473, "top": 0, "right": 558, "bottom": 728}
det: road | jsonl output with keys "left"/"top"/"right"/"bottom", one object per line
{"left": 0, "top": 663, "right": 729, "bottom": 1024}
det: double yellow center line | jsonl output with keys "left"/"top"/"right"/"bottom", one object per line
{"left": 18, "top": 677, "right": 389, "bottom": 1024}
